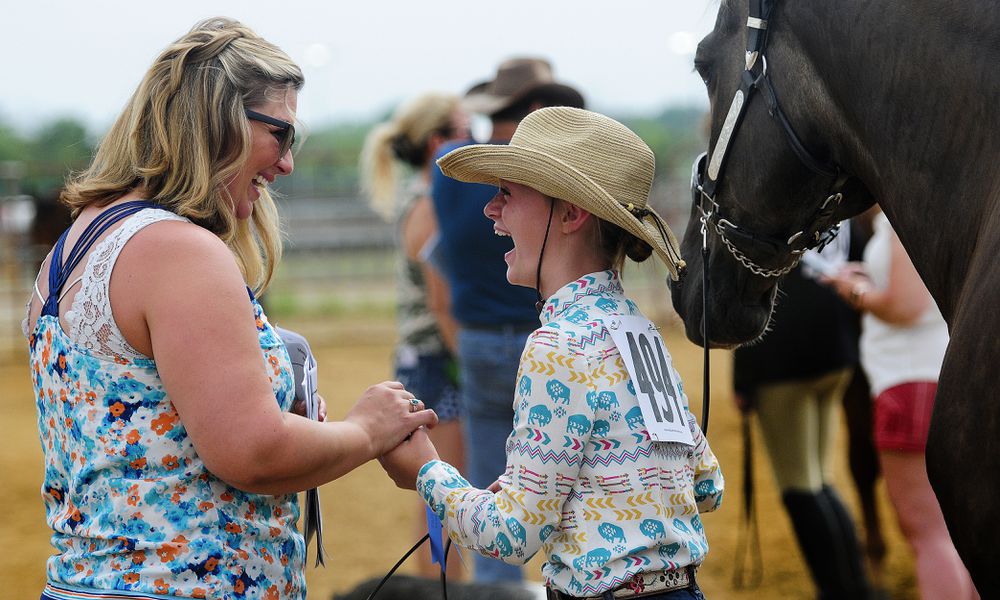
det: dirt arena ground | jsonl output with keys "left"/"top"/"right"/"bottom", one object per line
{"left": 0, "top": 315, "right": 919, "bottom": 599}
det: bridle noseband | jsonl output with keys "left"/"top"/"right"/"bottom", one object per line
{"left": 691, "top": 0, "right": 850, "bottom": 278}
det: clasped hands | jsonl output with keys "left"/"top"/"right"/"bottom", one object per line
{"left": 340, "top": 380, "right": 440, "bottom": 490}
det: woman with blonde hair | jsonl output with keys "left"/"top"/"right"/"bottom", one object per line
{"left": 361, "top": 93, "right": 469, "bottom": 579}
{"left": 24, "top": 18, "right": 435, "bottom": 599}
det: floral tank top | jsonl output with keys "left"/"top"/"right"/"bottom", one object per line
{"left": 25, "top": 208, "right": 305, "bottom": 599}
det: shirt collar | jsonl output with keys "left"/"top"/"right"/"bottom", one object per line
{"left": 539, "top": 270, "right": 624, "bottom": 324}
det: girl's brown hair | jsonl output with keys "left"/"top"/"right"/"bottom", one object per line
{"left": 595, "top": 217, "right": 653, "bottom": 271}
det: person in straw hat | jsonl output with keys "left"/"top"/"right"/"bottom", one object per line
{"left": 381, "top": 107, "right": 724, "bottom": 600}
{"left": 429, "top": 57, "right": 585, "bottom": 584}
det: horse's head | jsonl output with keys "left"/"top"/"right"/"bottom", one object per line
{"left": 670, "top": 0, "right": 873, "bottom": 348}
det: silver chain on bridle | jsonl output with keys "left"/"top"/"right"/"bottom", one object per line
{"left": 691, "top": 6, "right": 848, "bottom": 280}
{"left": 702, "top": 213, "right": 802, "bottom": 277}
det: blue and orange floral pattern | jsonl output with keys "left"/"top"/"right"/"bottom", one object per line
{"left": 28, "top": 294, "right": 304, "bottom": 599}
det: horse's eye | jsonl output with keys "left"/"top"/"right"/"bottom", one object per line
{"left": 694, "top": 60, "right": 712, "bottom": 86}
{"left": 694, "top": 38, "right": 716, "bottom": 87}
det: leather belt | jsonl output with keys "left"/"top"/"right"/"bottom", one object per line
{"left": 546, "top": 566, "right": 697, "bottom": 600}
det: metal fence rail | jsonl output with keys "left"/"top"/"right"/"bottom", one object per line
{"left": 1, "top": 192, "right": 687, "bottom": 363}
{"left": 0, "top": 196, "right": 396, "bottom": 362}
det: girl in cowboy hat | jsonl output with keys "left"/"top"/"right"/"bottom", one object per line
{"left": 380, "top": 107, "right": 723, "bottom": 599}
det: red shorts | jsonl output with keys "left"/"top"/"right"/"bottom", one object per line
{"left": 873, "top": 381, "right": 937, "bottom": 452}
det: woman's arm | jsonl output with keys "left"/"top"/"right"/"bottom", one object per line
{"left": 114, "top": 220, "right": 436, "bottom": 495}
{"left": 402, "top": 196, "right": 459, "bottom": 354}
{"left": 422, "top": 262, "right": 458, "bottom": 355}
{"left": 824, "top": 232, "right": 931, "bottom": 325}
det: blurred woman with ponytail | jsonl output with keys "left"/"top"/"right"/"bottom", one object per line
{"left": 360, "top": 93, "right": 469, "bottom": 579}
{"left": 24, "top": 18, "right": 435, "bottom": 600}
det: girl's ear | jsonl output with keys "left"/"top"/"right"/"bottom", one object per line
{"left": 560, "top": 200, "right": 593, "bottom": 234}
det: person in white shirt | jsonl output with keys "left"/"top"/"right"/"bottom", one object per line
{"left": 824, "top": 209, "right": 976, "bottom": 599}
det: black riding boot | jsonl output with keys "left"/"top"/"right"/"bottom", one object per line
{"left": 782, "top": 488, "right": 873, "bottom": 600}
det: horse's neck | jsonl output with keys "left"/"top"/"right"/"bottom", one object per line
{"left": 801, "top": 0, "right": 1000, "bottom": 320}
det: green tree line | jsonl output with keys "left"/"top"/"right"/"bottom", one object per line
{"left": 0, "top": 106, "right": 707, "bottom": 201}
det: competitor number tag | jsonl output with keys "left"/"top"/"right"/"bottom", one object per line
{"left": 607, "top": 316, "right": 694, "bottom": 446}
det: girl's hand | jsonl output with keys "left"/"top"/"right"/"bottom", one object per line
{"left": 379, "top": 427, "right": 440, "bottom": 490}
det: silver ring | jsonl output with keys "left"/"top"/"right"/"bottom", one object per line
{"left": 409, "top": 398, "right": 421, "bottom": 412}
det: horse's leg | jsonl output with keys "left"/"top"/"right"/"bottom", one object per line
{"left": 927, "top": 306, "right": 999, "bottom": 597}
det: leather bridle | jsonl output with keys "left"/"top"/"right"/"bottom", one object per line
{"left": 683, "top": 0, "right": 855, "bottom": 437}
{"left": 690, "top": 0, "right": 850, "bottom": 278}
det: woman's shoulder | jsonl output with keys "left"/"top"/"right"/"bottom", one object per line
{"left": 115, "top": 217, "right": 244, "bottom": 291}
{"left": 126, "top": 217, "right": 230, "bottom": 258}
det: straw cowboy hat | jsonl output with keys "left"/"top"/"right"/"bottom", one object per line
{"left": 437, "top": 107, "right": 686, "bottom": 279}
{"left": 463, "top": 58, "right": 584, "bottom": 117}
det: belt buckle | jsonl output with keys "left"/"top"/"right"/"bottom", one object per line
{"left": 614, "top": 567, "right": 694, "bottom": 599}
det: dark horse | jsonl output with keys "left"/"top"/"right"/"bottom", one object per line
{"left": 671, "top": 0, "right": 1000, "bottom": 594}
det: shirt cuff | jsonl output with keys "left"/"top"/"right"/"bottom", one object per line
{"left": 416, "top": 459, "right": 469, "bottom": 520}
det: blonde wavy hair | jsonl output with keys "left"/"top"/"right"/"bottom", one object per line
{"left": 359, "top": 93, "right": 460, "bottom": 220}
{"left": 60, "top": 17, "right": 304, "bottom": 293}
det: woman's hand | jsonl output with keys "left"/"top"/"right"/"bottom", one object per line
{"left": 821, "top": 262, "right": 872, "bottom": 310}
{"left": 379, "top": 427, "right": 440, "bottom": 490}
{"left": 345, "top": 381, "right": 438, "bottom": 458}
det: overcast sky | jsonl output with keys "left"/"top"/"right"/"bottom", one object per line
{"left": 3, "top": 1, "right": 719, "bottom": 133}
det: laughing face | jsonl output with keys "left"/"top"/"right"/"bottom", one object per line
{"left": 483, "top": 179, "right": 554, "bottom": 288}
{"left": 226, "top": 89, "right": 298, "bottom": 220}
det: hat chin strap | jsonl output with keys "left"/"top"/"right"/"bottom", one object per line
{"left": 534, "top": 198, "right": 556, "bottom": 313}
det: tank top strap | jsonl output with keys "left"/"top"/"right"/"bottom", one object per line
{"left": 65, "top": 207, "right": 187, "bottom": 361}
{"left": 41, "top": 200, "right": 160, "bottom": 317}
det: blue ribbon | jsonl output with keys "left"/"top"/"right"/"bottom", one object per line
{"left": 425, "top": 505, "right": 445, "bottom": 572}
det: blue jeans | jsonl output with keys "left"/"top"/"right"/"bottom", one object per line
{"left": 457, "top": 324, "right": 534, "bottom": 583}
{"left": 394, "top": 349, "right": 462, "bottom": 422}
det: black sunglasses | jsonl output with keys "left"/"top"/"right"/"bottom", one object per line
{"left": 245, "top": 109, "right": 296, "bottom": 158}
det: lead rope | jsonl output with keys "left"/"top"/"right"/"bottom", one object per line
{"left": 733, "top": 410, "right": 764, "bottom": 588}
{"left": 703, "top": 213, "right": 763, "bottom": 588}
{"left": 700, "top": 223, "right": 711, "bottom": 436}
{"left": 365, "top": 536, "right": 453, "bottom": 600}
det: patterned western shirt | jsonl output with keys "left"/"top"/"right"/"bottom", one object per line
{"left": 417, "top": 270, "right": 723, "bottom": 595}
